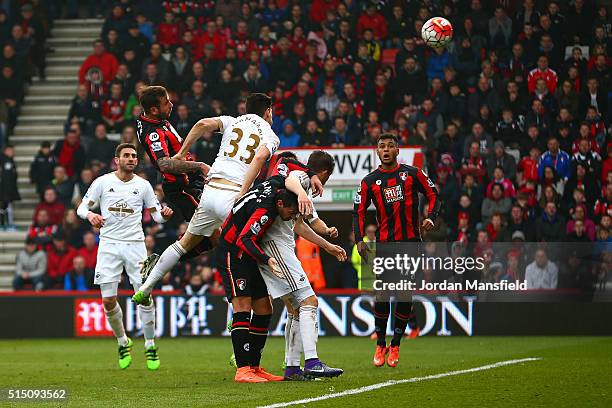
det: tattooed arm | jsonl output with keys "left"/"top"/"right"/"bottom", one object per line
{"left": 157, "top": 157, "right": 210, "bottom": 175}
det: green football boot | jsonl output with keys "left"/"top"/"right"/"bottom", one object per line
{"left": 145, "top": 346, "right": 160, "bottom": 371}
{"left": 118, "top": 338, "right": 133, "bottom": 369}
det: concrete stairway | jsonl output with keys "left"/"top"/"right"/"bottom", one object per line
{"left": 0, "top": 18, "right": 103, "bottom": 289}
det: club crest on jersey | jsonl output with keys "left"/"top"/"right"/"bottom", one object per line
{"left": 260, "top": 215, "right": 269, "bottom": 225}
{"left": 383, "top": 185, "right": 404, "bottom": 203}
{"left": 251, "top": 222, "right": 261, "bottom": 234}
{"left": 108, "top": 199, "right": 135, "bottom": 218}
{"left": 399, "top": 172, "right": 407, "bottom": 181}
{"left": 237, "top": 279, "right": 247, "bottom": 291}
{"left": 132, "top": 189, "right": 139, "bottom": 195}
{"left": 354, "top": 191, "right": 362, "bottom": 204}
{"left": 150, "top": 141, "right": 163, "bottom": 152}
{"left": 277, "top": 163, "right": 289, "bottom": 177}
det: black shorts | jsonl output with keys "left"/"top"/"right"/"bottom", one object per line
{"left": 215, "top": 246, "right": 268, "bottom": 301}
{"left": 163, "top": 182, "right": 202, "bottom": 222}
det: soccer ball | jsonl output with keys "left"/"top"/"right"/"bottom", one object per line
{"left": 421, "top": 17, "right": 453, "bottom": 48}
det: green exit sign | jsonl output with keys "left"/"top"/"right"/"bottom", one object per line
{"left": 332, "top": 189, "right": 356, "bottom": 202}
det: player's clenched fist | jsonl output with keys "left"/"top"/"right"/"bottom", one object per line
{"left": 268, "top": 257, "right": 284, "bottom": 279}
{"left": 87, "top": 212, "right": 105, "bottom": 228}
{"left": 326, "top": 226, "right": 338, "bottom": 238}
{"left": 324, "top": 243, "right": 347, "bottom": 262}
{"left": 161, "top": 206, "right": 174, "bottom": 220}
{"left": 421, "top": 218, "right": 435, "bottom": 232}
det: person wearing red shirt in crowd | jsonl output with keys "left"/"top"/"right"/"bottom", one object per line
{"left": 527, "top": 55, "right": 558, "bottom": 94}
{"left": 52, "top": 129, "right": 86, "bottom": 179}
{"left": 200, "top": 20, "right": 226, "bottom": 60}
{"left": 27, "top": 209, "right": 58, "bottom": 252}
{"left": 77, "top": 231, "right": 99, "bottom": 270}
{"left": 79, "top": 40, "right": 119, "bottom": 85}
{"left": 256, "top": 25, "right": 278, "bottom": 62}
{"left": 357, "top": 3, "right": 388, "bottom": 40}
{"left": 33, "top": 188, "right": 65, "bottom": 227}
{"left": 289, "top": 25, "right": 307, "bottom": 58}
{"left": 518, "top": 146, "right": 541, "bottom": 185}
{"left": 460, "top": 142, "right": 487, "bottom": 183}
{"left": 229, "top": 21, "right": 255, "bottom": 60}
{"left": 486, "top": 167, "right": 517, "bottom": 198}
{"left": 101, "top": 82, "right": 126, "bottom": 132}
{"left": 594, "top": 183, "right": 612, "bottom": 222}
{"left": 309, "top": 0, "right": 340, "bottom": 24}
{"left": 46, "top": 233, "right": 77, "bottom": 289}
{"left": 157, "top": 12, "right": 180, "bottom": 50}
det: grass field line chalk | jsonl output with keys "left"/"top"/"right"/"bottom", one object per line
{"left": 258, "top": 357, "right": 542, "bottom": 408}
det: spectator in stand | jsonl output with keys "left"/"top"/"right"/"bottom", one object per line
{"left": 13, "top": 237, "right": 47, "bottom": 291}
{"left": 141, "top": 43, "right": 175, "bottom": 85}
{"left": 27, "top": 209, "right": 57, "bottom": 252}
{"left": 87, "top": 123, "right": 118, "bottom": 170}
{"left": 525, "top": 248, "right": 558, "bottom": 289}
{"left": 61, "top": 209, "right": 88, "bottom": 248}
{"left": 468, "top": 76, "right": 502, "bottom": 121}
{"left": 0, "top": 144, "right": 20, "bottom": 230}
{"left": 29, "top": 141, "right": 56, "bottom": 199}
{"left": 279, "top": 119, "right": 300, "bottom": 148}
{"left": 102, "top": 3, "right": 129, "bottom": 39}
{"left": 567, "top": 204, "right": 596, "bottom": 241}
{"left": 33, "top": 187, "right": 65, "bottom": 227}
{"left": 301, "top": 120, "right": 328, "bottom": 147}
{"left": 68, "top": 84, "right": 101, "bottom": 137}
{"left": 357, "top": 2, "right": 387, "bottom": 40}
{"left": 46, "top": 232, "right": 77, "bottom": 289}
{"left": 193, "top": 129, "right": 221, "bottom": 166}
{"left": 79, "top": 39, "right": 119, "bottom": 85}
{"left": 528, "top": 55, "right": 558, "bottom": 94}
{"left": 482, "top": 183, "right": 512, "bottom": 225}
{"left": 487, "top": 141, "right": 517, "bottom": 181}
{"left": 0, "top": 65, "right": 23, "bottom": 131}
{"left": 77, "top": 231, "right": 99, "bottom": 270}
{"left": 51, "top": 166, "right": 74, "bottom": 208}
{"left": 536, "top": 201, "right": 566, "bottom": 242}
{"left": 157, "top": 12, "right": 180, "bottom": 51}
{"left": 316, "top": 83, "right": 340, "bottom": 118}
{"left": 64, "top": 256, "right": 94, "bottom": 291}
{"left": 539, "top": 136, "right": 571, "bottom": 182}
{"left": 53, "top": 128, "right": 86, "bottom": 179}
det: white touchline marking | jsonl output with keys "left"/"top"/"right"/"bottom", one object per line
{"left": 257, "top": 358, "right": 542, "bottom": 408}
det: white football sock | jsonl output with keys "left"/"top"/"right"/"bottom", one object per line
{"left": 299, "top": 305, "right": 318, "bottom": 361}
{"left": 140, "top": 242, "right": 186, "bottom": 295}
{"left": 138, "top": 303, "right": 156, "bottom": 348}
{"left": 105, "top": 303, "right": 128, "bottom": 346}
{"left": 285, "top": 313, "right": 302, "bottom": 367}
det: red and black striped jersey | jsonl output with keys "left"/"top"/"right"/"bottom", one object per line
{"left": 136, "top": 114, "right": 203, "bottom": 190}
{"left": 353, "top": 164, "right": 441, "bottom": 242}
{"left": 219, "top": 176, "right": 286, "bottom": 264}
{"left": 255, "top": 154, "right": 316, "bottom": 185}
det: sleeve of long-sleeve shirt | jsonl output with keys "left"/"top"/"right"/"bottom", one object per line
{"left": 236, "top": 207, "right": 276, "bottom": 264}
{"left": 415, "top": 168, "right": 441, "bottom": 221}
{"left": 352, "top": 178, "right": 372, "bottom": 242}
{"left": 77, "top": 177, "right": 103, "bottom": 219}
{"left": 142, "top": 181, "right": 165, "bottom": 223}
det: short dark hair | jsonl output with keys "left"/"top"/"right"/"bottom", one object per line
{"left": 246, "top": 93, "right": 272, "bottom": 117}
{"left": 307, "top": 151, "right": 335, "bottom": 174}
{"left": 277, "top": 151, "right": 298, "bottom": 160}
{"left": 115, "top": 143, "right": 137, "bottom": 157}
{"left": 139, "top": 85, "right": 167, "bottom": 113}
{"left": 276, "top": 189, "right": 298, "bottom": 208}
{"left": 377, "top": 133, "right": 399, "bottom": 145}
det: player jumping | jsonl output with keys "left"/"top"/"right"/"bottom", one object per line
{"left": 133, "top": 93, "right": 322, "bottom": 303}
{"left": 353, "top": 134, "right": 440, "bottom": 368}
{"left": 76, "top": 143, "right": 174, "bottom": 370}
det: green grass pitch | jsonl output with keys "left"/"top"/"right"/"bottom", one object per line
{"left": 0, "top": 337, "right": 610, "bottom": 407}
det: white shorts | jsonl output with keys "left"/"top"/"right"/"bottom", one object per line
{"left": 187, "top": 182, "right": 240, "bottom": 237}
{"left": 95, "top": 240, "right": 146, "bottom": 296}
{"left": 258, "top": 241, "right": 314, "bottom": 301}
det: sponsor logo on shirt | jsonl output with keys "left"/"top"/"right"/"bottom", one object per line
{"left": 108, "top": 199, "right": 135, "bottom": 218}
{"left": 383, "top": 185, "right": 404, "bottom": 203}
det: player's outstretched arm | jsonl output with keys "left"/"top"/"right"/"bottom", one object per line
{"left": 174, "top": 117, "right": 223, "bottom": 160}
{"left": 294, "top": 218, "right": 346, "bottom": 261}
{"left": 285, "top": 175, "right": 313, "bottom": 216}
{"left": 237, "top": 146, "right": 272, "bottom": 199}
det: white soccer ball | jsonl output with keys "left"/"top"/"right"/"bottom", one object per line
{"left": 421, "top": 17, "right": 453, "bottom": 49}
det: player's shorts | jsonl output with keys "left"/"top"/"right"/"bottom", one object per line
{"left": 95, "top": 239, "right": 146, "bottom": 297}
{"left": 215, "top": 245, "right": 269, "bottom": 301}
{"left": 258, "top": 241, "right": 314, "bottom": 301}
{"left": 163, "top": 182, "right": 202, "bottom": 222}
{"left": 187, "top": 181, "right": 240, "bottom": 237}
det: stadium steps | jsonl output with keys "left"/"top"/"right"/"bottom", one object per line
{"left": 0, "top": 18, "right": 103, "bottom": 290}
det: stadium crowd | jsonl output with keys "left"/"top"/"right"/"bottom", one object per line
{"left": 9, "top": 0, "right": 612, "bottom": 293}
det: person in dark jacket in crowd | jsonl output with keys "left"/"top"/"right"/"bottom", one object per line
{"left": 13, "top": 236, "right": 47, "bottom": 291}
{"left": 29, "top": 141, "right": 56, "bottom": 199}
{"left": 0, "top": 144, "right": 20, "bottom": 230}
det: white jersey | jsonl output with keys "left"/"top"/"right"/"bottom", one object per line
{"left": 208, "top": 114, "right": 280, "bottom": 185}
{"left": 79, "top": 173, "right": 162, "bottom": 243}
{"left": 263, "top": 170, "right": 318, "bottom": 248}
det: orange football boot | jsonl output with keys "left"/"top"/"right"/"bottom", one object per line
{"left": 235, "top": 366, "right": 268, "bottom": 383}
{"left": 387, "top": 346, "right": 400, "bottom": 367}
{"left": 252, "top": 366, "right": 284, "bottom": 381}
{"left": 373, "top": 345, "right": 388, "bottom": 367}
